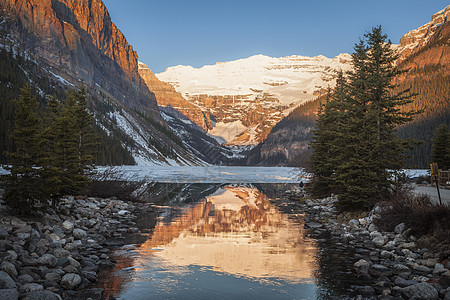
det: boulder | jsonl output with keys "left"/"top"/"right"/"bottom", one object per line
{"left": 401, "top": 282, "right": 438, "bottom": 299}
{"left": 354, "top": 259, "right": 370, "bottom": 274}
{"left": 0, "top": 271, "right": 16, "bottom": 289}
{"left": 369, "top": 264, "right": 393, "bottom": 277}
{"left": 37, "top": 254, "right": 57, "bottom": 268}
{"left": 61, "top": 221, "right": 74, "bottom": 234}
{"left": 0, "top": 289, "right": 19, "bottom": 300}
{"left": 395, "top": 223, "right": 406, "bottom": 234}
{"left": 0, "top": 262, "right": 18, "bottom": 277}
{"left": 372, "top": 235, "right": 388, "bottom": 248}
{"left": 60, "top": 273, "right": 81, "bottom": 289}
{"left": 23, "top": 290, "right": 62, "bottom": 300}
{"left": 19, "top": 283, "right": 44, "bottom": 293}
{"left": 73, "top": 229, "right": 87, "bottom": 240}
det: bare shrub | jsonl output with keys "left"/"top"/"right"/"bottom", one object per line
{"left": 375, "top": 186, "right": 450, "bottom": 253}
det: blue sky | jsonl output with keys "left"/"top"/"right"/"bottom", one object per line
{"left": 103, "top": 0, "right": 448, "bottom": 73}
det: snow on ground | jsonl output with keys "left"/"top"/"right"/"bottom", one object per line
{"left": 95, "top": 166, "right": 310, "bottom": 184}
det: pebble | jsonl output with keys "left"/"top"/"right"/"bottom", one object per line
{"left": 290, "top": 192, "right": 449, "bottom": 299}
{"left": 0, "top": 195, "right": 144, "bottom": 299}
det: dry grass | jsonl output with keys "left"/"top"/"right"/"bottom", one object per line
{"left": 375, "top": 186, "right": 450, "bottom": 254}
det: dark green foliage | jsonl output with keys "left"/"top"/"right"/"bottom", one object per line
{"left": 431, "top": 124, "right": 450, "bottom": 169}
{"left": 310, "top": 27, "right": 418, "bottom": 211}
{"left": 0, "top": 47, "right": 135, "bottom": 166}
{"left": 1, "top": 85, "right": 48, "bottom": 213}
{"left": 310, "top": 75, "right": 347, "bottom": 197}
{"left": 1, "top": 84, "right": 101, "bottom": 212}
{"left": 395, "top": 67, "right": 450, "bottom": 168}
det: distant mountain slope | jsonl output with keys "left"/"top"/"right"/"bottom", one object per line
{"left": 394, "top": 10, "right": 450, "bottom": 168}
{"left": 245, "top": 96, "right": 324, "bottom": 167}
{"left": 156, "top": 53, "right": 352, "bottom": 145}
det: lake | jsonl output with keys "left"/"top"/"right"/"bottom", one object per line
{"left": 96, "top": 181, "right": 365, "bottom": 299}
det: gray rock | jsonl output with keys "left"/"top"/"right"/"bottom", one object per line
{"left": 45, "top": 272, "right": 61, "bottom": 283}
{"left": 37, "top": 254, "right": 57, "bottom": 268}
{"left": 400, "top": 242, "right": 416, "bottom": 249}
{"left": 394, "top": 276, "right": 418, "bottom": 287}
{"left": 433, "top": 263, "right": 446, "bottom": 274}
{"left": 0, "top": 262, "right": 18, "bottom": 277}
{"left": 0, "top": 228, "right": 9, "bottom": 239}
{"left": 10, "top": 218, "right": 27, "bottom": 229}
{"left": 354, "top": 259, "right": 370, "bottom": 274}
{"left": 372, "top": 235, "right": 388, "bottom": 248}
{"left": 369, "top": 264, "right": 393, "bottom": 277}
{"left": 67, "top": 257, "right": 80, "bottom": 268}
{"left": 19, "top": 283, "right": 44, "bottom": 293}
{"left": 0, "top": 289, "right": 18, "bottom": 300}
{"left": 380, "top": 250, "right": 394, "bottom": 259}
{"left": 53, "top": 248, "right": 70, "bottom": 258}
{"left": 368, "top": 223, "right": 378, "bottom": 232}
{"left": 6, "top": 250, "right": 17, "bottom": 261}
{"left": 60, "top": 273, "right": 81, "bottom": 289}
{"left": 414, "top": 264, "right": 433, "bottom": 274}
{"left": 394, "top": 223, "right": 406, "bottom": 234}
{"left": 305, "top": 222, "right": 323, "bottom": 229}
{"left": 17, "top": 274, "right": 34, "bottom": 283}
{"left": 348, "top": 219, "right": 359, "bottom": 228}
{"left": 22, "top": 290, "right": 62, "bottom": 300}
{"left": 61, "top": 221, "right": 74, "bottom": 234}
{"left": 393, "top": 263, "right": 412, "bottom": 278}
{"left": 401, "top": 282, "right": 438, "bottom": 300}
{"left": 0, "top": 271, "right": 16, "bottom": 289}
{"left": 72, "top": 229, "right": 87, "bottom": 240}
{"left": 440, "top": 271, "right": 450, "bottom": 288}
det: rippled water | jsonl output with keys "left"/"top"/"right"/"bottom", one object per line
{"left": 97, "top": 184, "right": 362, "bottom": 299}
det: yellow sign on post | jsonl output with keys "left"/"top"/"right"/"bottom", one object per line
{"left": 430, "top": 163, "right": 439, "bottom": 176}
{"left": 430, "top": 162, "right": 442, "bottom": 206}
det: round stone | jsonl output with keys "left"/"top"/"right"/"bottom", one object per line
{"left": 60, "top": 273, "right": 81, "bottom": 289}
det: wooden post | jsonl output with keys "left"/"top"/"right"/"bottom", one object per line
{"left": 430, "top": 163, "right": 442, "bottom": 206}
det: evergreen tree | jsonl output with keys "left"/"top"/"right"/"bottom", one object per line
{"left": 310, "top": 26, "right": 419, "bottom": 211}
{"left": 1, "top": 84, "right": 47, "bottom": 212}
{"left": 48, "top": 88, "right": 99, "bottom": 195}
{"left": 310, "top": 73, "right": 347, "bottom": 197}
{"left": 431, "top": 124, "right": 450, "bottom": 170}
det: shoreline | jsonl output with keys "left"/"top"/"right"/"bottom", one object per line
{"left": 290, "top": 192, "right": 450, "bottom": 299}
{"left": 0, "top": 194, "right": 150, "bottom": 300}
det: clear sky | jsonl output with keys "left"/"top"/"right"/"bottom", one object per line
{"left": 103, "top": 0, "right": 448, "bottom": 73}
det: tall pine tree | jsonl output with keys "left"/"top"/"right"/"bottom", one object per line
{"left": 1, "top": 84, "right": 47, "bottom": 212}
{"left": 311, "top": 26, "right": 418, "bottom": 211}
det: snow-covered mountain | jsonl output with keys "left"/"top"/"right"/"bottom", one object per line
{"left": 156, "top": 53, "right": 352, "bottom": 145}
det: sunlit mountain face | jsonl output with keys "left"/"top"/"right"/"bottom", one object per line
{"left": 138, "top": 185, "right": 317, "bottom": 282}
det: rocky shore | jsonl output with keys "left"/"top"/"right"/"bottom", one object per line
{"left": 290, "top": 192, "right": 450, "bottom": 299}
{"left": 0, "top": 195, "right": 149, "bottom": 300}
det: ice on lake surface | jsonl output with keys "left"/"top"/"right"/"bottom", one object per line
{"left": 96, "top": 166, "right": 309, "bottom": 183}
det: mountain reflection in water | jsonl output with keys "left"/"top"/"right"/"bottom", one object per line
{"left": 99, "top": 184, "right": 319, "bottom": 299}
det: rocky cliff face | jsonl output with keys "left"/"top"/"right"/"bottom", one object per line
{"left": 138, "top": 62, "right": 213, "bottom": 130}
{"left": 397, "top": 5, "right": 450, "bottom": 61}
{"left": 0, "top": 0, "right": 160, "bottom": 119}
